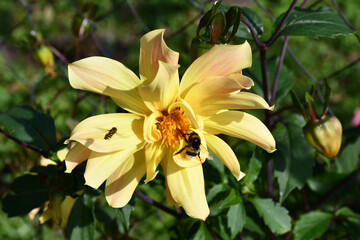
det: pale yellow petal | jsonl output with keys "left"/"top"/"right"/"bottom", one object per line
{"left": 68, "top": 56, "right": 150, "bottom": 115}
{"left": 138, "top": 61, "right": 179, "bottom": 112}
{"left": 143, "top": 111, "right": 162, "bottom": 143}
{"left": 228, "top": 73, "right": 254, "bottom": 90}
{"left": 203, "top": 111, "right": 276, "bottom": 153}
{"left": 162, "top": 158, "right": 209, "bottom": 220}
{"left": 180, "top": 41, "right": 252, "bottom": 97}
{"left": 144, "top": 142, "right": 166, "bottom": 183}
{"left": 57, "top": 148, "right": 69, "bottom": 162}
{"left": 204, "top": 134, "right": 245, "bottom": 180}
{"left": 139, "top": 29, "right": 179, "bottom": 82}
{"left": 105, "top": 148, "right": 146, "bottom": 208}
{"left": 69, "top": 113, "right": 144, "bottom": 153}
{"left": 169, "top": 100, "right": 201, "bottom": 129}
{"left": 65, "top": 142, "right": 90, "bottom": 173}
{"left": 60, "top": 196, "right": 77, "bottom": 228}
{"left": 85, "top": 144, "right": 142, "bottom": 189}
{"left": 197, "top": 92, "right": 274, "bottom": 117}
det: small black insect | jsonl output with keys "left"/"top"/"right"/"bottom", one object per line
{"left": 104, "top": 127, "right": 117, "bottom": 140}
{"left": 174, "top": 131, "right": 202, "bottom": 159}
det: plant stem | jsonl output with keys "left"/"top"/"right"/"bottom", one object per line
{"left": 267, "top": 159, "right": 273, "bottom": 199}
{"left": 240, "top": 18, "right": 265, "bottom": 49}
{"left": 270, "top": 36, "right": 289, "bottom": 106}
{"left": 134, "top": 190, "right": 182, "bottom": 218}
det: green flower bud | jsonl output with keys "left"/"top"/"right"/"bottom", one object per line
{"left": 33, "top": 45, "right": 54, "bottom": 68}
{"left": 303, "top": 115, "right": 342, "bottom": 158}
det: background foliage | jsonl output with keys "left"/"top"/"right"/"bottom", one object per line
{"left": 1, "top": 0, "right": 360, "bottom": 239}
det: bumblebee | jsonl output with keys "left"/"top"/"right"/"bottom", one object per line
{"left": 104, "top": 127, "right": 117, "bottom": 140}
{"left": 174, "top": 131, "right": 209, "bottom": 160}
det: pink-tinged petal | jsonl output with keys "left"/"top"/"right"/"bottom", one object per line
{"left": 85, "top": 144, "right": 143, "bottom": 189}
{"left": 65, "top": 143, "right": 90, "bottom": 173}
{"left": 144, "top": 142, "right": 166, "bottom": 183}
{"left": 68, "top": 56, "right": 150, "bottom": 115}
{"left": 203, "top": 111, "right": 276, "bottom": 153}
{"left": 162, "top": 157, "right": 209, "bottom": 220}
{"left": 105, "top": 148, "right": 146, "bottom": 208}
{"left": 143, "top": 111, "right": 162, "bottom": 143}
{"left": 138, "top": 61, "right": 179, "bottom": 112}
{"left": 69, "top": 113, "right": 144, "bottom": 153}
{"left": 204, "top": 134, "right": 245, "bottom": 180}
{"left": 139, "top": 29, "right": 179, "bottom": 82}
{"left": 197, "top": 92, "right": 274, "bottom": 117}
{"left": 180, "top": 41, "right": 252, "bottom": 97}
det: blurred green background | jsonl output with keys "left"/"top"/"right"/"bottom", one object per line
{"left": 0, "top": 0, "right": 359, "bottom": 239}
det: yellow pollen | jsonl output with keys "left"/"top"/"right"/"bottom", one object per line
{"left": 156, "top": 107, "right": 190, "bottom": 146}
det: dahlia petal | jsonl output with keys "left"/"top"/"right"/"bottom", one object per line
{"left": 68, "top": 56, "right": 150, "bottom": 115}
{"left": 69, "top": 113, "right": 143, "bottom": 153}
{"left": 197, "top": 92, "right": 274, "bottom": 117}
{"left": 169, "top": 100, "right": 201, "bottom": 129}
{"left": 180, "top": 41, "right": 252, "bottom": 97}
{"left": 105, "top": 148, "right": 146, "bottom": 208}
{"left": 162, "top": 158, "right": 209, "bottom": 220}
{"left": 144, "top": 142, "right": 166, "bottom": 183}
{"left": 204, "top": 134, "right": 245, "bottom": 180}
{"left": 65, "top": 143, "right": 90, "bottom": 173}
{"left": 85, "top": 145, "right": 142, "bottom": 189}
{"left": 138, "top": 61, "right": 179, "bottom": 112}
{"left": 139, "top": 29, "right": 179, "bottom": 82}
{"left": 143, "top": 111, "right": 162, "bottom": 143}
{"left": 203, "top": 111, "right": 276, "bottom": 153}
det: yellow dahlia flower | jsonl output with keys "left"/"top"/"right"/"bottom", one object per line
{"left": 65, "top": 29, "right": 275, "bottom": 220}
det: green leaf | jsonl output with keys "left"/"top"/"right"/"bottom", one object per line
{"left": 343, "top": 218, "right": 360, "bottom": 240}
{"left": 66, "top": 191, "right": 97, "bottom": 240}
{"left": 273, "top": 7, "right": 356, "bottom": 38}
{"left": 244, "top": 216, "right": 265, "bottom": 237}
{"left": 226, "top": 202, "right": 246, "bottom": 238}
{"left": 307, "top": 171, "right": 347, "bottom": 194}
{"left": 243, "top": 150, "right": 262, "bottom": 185}
{"left": 116, "top": 204, "right": 134, "bottom": 231}
{"left": 273, "top": 114, "right": 315, "bottom": 203}
{"left": 209, "top": 189, "right": 240, "bottom": 216}
{"left": 2, "top": 174, "right": 49, "bottom": 216}
{"left": 193, "top": 222, "right": 212, "bottom": 240}
{"left": 236, "top": 7, "right": 263, "bottom": 40}
{"left": 336, "top": 136, "right": 360, "bottom": 173}
{"left": 293, "top": 211, "right": 332, "bottom": 240}
{"left": 336, "top": 207, "right": 360, "bottom": 220}
{"left": 250, "top": 198, "right": 291, "bottom": 235}
{"left": 0, "top": 105, "right": 58, "bottom": 156}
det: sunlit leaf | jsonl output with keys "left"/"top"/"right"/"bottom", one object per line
{"left": 250, "top": 198, "right": 291, "bottom": 235}
{"left": 226, "top": 201, "right": 246, "bottom": 238}
{"left": 274, "top": 7, "right": 356, "bottom": 37}
{"left": 293, "top": 211, "right": 332, "bottom": 240}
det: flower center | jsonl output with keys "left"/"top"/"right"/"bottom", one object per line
{"left": 156, "top": 107, "right": 190, "bottom": 146}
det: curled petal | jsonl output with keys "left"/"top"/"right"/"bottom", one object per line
{"left": 65, "top": 143, "right": 90, "bottom": 173}
{"left": 180, "top": 41, "right": 252, "bottom": 97}
{"left": 69, "top": 113, "right": 144, "bottom": 153}
{"left": 68, "top": 57, "right": 150, "bottom": 115}
{"left": 144, "top": 142, "right": 166, "bottom": 183}
{"left": 139, "top": 29, "right": 179, "bottom": 82}
{"left": 143, "top": 111, "right": 162, "bottom": 143}
{"left": 85, "top": 144, "right": 143, "bottom": 189}
{"left": 161, "top": 157, "right": 209, "bottom": 220}
{"left": 105, "top": 148, "right": 146, "bottom": 208}
{"left": 197, "top": 92, "right": 274, "bottom": 117}
{"left": 205, "top": 134, "right": 245, "bottom": 180}
{"left": 203, "top": 111, "right": 276, "bottom": 153}
{"left": 138, "top": 61, "right": 179, "bottom": 112}
{"left": 169, "top": 100, "right": 201, "bottom": 129}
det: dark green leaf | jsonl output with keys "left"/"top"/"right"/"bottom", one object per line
{"left": 250, "top": 198, "right": 291, "bottom": 235}
{"left": 207, "top": 184, "right": 228, "bottom": 202}
{"left": 116, "top": 204, "right": 134, "bottom": 231}
{"left": 226, "top": 202, "right": 246, "bottom": 238}
{"left": 273, "top": 114, "right": 315, "bottom": 203}
{"left": 336, "top": 207, "right": 360, "bottom": 220}
{"left": 209, "top": 189, "right": 240, "bottom": 216}
{"left": 307, "top": 172, "right": 347, "bottom": 194}
{"left": 193, "top": 222, "right": 213, "bottom": 240}
{"left": 244, "top": 216, "right": 265, "bottom": 237}
{"left": 66, "top": 191, "right": 97, "bottom": 240}
{"left": 293, "top": 211, "right": 332, "bottom": 240}
{"left": 236, "top": 7, "right": 263, "bottom": 40}
{"left": 343, "top": 218, "right": 360, "bottom": 240}
{"left": 273, "top": 7, "right": 356, "bottom": 38}
{"left": 243, "top": 150, "right": 262, "bottom": 185}
{"left": 336, "top": 136, "right": 360, "bottom": 173}
{"left": 0, "top": 105, "right": 58, "bottom": 155}
{"left": 2, "top": 174, "right": 49, "bottom": 216}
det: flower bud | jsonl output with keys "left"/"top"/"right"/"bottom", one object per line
{"left": 303, "top": 115, "right": 342, "bottom": 158}
{"left": 33, "top": 45, "right": 55, "bottom": 76}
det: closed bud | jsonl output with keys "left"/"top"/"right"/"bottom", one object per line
{"left": 303, "top": 115, "right": 342, "bottom": 158}
{"left": 33, "top": 45, "right": 55, "bottom": 76}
